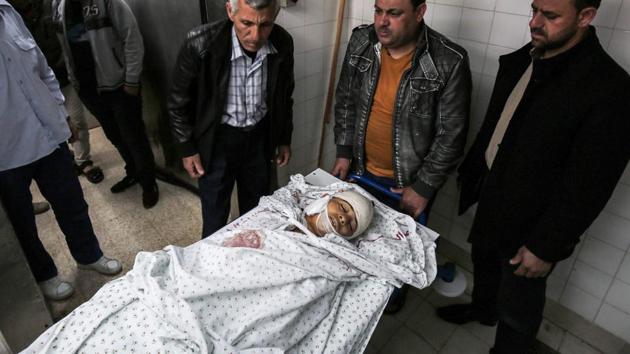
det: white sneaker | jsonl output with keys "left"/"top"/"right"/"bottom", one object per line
{"left": 78, "top": 255, "right": 122, "bottom": 275}
{"left": 38, "top": 276, "right": 74, "bottom": 301}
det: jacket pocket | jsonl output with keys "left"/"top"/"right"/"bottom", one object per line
{"left": 349, "top": 55, "right": 372, "bottom": 72}
{"left": 409, "top": 77, "right": 441, "bottom": 116}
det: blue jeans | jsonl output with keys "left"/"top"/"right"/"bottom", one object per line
{"left": 198, "top": 124, "right": 270, "bottom": 238}
{"left": 0, "top": 144, "right": 103, "bottom": 281}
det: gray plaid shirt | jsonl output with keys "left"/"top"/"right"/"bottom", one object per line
{"left": 222, "top": 27, "right": 277, "bottom": 127}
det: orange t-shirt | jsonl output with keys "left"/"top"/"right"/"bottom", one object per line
{"left": 365, "top": 48, "right": 414, "bottom": 178}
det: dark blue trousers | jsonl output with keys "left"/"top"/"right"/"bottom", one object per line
{"left": 0, "top": 144, "right": 103, "bottom": 281}
{"left": 198, "top": 124, "right": 270, "bottom": 238}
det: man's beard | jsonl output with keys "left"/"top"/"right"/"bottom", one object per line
{"left": 530, "top": 25, "right": 579, "bottom": 51}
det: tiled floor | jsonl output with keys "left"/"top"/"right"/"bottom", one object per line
{"left": 28, "top": 128, "right": 604, "bottom": 353}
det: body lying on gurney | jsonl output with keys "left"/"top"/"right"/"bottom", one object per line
{"left": 23, "top": 175, "right": 437, "bottom": 354}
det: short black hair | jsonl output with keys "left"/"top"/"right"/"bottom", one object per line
{"left": 574, "top": 0, "right": 601, "bottom": 10}
{"left": 411, "top": 0, "right": 426, "bottom": 8}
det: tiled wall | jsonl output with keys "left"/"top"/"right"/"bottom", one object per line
{"left": 315, "top": 0, "right": 630, "bottom": 345}
{"left": 275, "top": 0, "right": 339, "bottom": 185}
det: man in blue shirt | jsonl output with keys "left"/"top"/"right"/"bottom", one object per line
{"left": 0, "top": 0, "right": 122, "bottom": 301}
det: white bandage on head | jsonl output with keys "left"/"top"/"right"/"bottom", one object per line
{"left": 333, "top": 190, "right": 374, "bottom": 239}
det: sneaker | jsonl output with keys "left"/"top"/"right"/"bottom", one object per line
{"left": 33, "top": 201, "right": 50, "bottom": 215}
{"left": 142, "top": 182, "right": 159, "bottom": 209}
{"left": 110, "top": 176, "right": 137, "bottom": 193}
{"left": 38, "top": 276, "right": 74, "bottom": 301}
{"left": 78, "top": 256, "right": 122, "bottom": 275}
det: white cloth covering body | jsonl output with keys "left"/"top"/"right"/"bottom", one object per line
{"left": 23, "top": 175, "right": 438, "bottom": 354}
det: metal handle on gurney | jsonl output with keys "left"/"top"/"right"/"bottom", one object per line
{"left": 348, "top": 173, "right": 427, "bottom": 225}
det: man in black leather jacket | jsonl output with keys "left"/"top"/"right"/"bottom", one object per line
{"left": 331, "top": 0, "right": 471, "bottom": 312}
{"left": 437, "top": 0, "right": 630, "bottom": 352}
{"left": 168, "top": 0, "right": 294, "bottom": 238}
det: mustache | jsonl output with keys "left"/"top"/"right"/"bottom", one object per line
{"left": 531, "top": 28, "right": 546, "bottom": 36}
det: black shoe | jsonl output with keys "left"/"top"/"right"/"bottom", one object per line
{"left": 142, "top": 182, "right": 159, "bottom": 209}
{"left": 110, "top": 176, "right": 137, "bottom": 193}
{"left": 436, "top": 303, "right": 498, "bottom": 326}
{"left": 384, "top": 285, "right": 408, "bottom": 314}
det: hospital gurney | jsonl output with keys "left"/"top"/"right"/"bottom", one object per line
{"left": 22, "top": 170, "right": 438, "bottom": 354}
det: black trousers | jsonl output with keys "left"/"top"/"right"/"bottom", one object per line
{"left": 471, "top": 240, "right": 551, "bottom": 354}
{"left": 0, "top": 144, "right": 103, "bottom": 281}
{"left": 198, "top": 123, "right": 270, "bottom": 238}
{"left": 78, "top": 86, "right": 156, "bottom": 187}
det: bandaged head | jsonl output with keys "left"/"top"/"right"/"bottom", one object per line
{"left": 304, "top": 190, "right": 374, "bottom": 239}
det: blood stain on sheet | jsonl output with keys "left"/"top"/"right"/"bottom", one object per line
{"left": 222, "top": 230, "right": 264, "bottom": 249}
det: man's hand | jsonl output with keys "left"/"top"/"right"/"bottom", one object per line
{"left": 510, "top": 246, "right": 553, "bottom": 278}
{"left": 275, "top": 145, "right": 291, "bottom": 166}
{"left": 331, "top": 158, "right": 351, "bottom": 180}
{"left": 182, "top": 154, "right": 205, "bottom": 179}
{"left": 67, "top": 117, "right": 78, "bottom": 143}
{"left": 123, "top": 85, "right": 140, "bottom": 96}
{"left": 390, "top": 186, "right": 428, "bottom": 219}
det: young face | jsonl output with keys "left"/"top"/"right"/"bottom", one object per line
{"left": 373, "top": 0, "right": 426, "bottom": 50}
{"left": 529, "top": 0, "right": 596, "bottom": 54}
{"left": 326, "top": 197, "right": 357, "bottom": 237}
{"left": 226, "top": 0, "right": 277, "bottom": 52}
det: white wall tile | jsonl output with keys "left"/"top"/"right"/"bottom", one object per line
{"left": 304, "top": 0, "right": 324, "bottom": 25}
{"left": 294, "top": 52, "right": 306, "bottom": 79}
{"left": 590, "top": 0, "right": 622, "bottom": 28}
{"left": 587, "top": 211, "right": 630, "bottom": 251}
{"left": 616, "top": 0, "right": 630, "bottom": 30}
{"left": 305, "top": 73, "right": 325, "bottom": 99}
{"left": 546, "top": 275, "right": 566, "bottom": 302}
{"left": 431, "top": 4, "right": 463, "bottom": 39}
{"left": 605, "top": 182, "right": 630, "bottom": 220}
{"left": 559, "top": 284, "right": 602, "bottom": 321}
{"left": 607, "top": 29, "right": 630, "bottom": 74}
{"left": 424, "top": 2, "right": 435, "bottom": 26}
{"left": 567, "top": 261, "right": 613, "bottom": 299}
{"left": 595, "top": 304, "right": 630, "bottom": 343}
{"left": 362, "top": 0, "right": 374, "bottom": 22}
{"left": 278, "top": 0, "right": 305, "bottom": 29}
{"left": 577, "top": 236, "right": 625, "bottom": 276}
{"left": 304, "top": 23, "right": 326, "bottom": 51}
{"left": 289, "top": 26, "right": 306, "bottom": 54}
{"left": 305, "top": 48, "right": 324, "bottom": 76}
{"left": 554, "top": 252, "right": 577, "bottom": 280}
{"left": 293, "top": 77, "right": 306, "bottom": 103}
{"left": 489, "top": 12, "right": 529, "bottom": 48}
{"left": 617, "top": 253, "right": 630, "bottom": 285}
{"left": 605, "top": 280, "right": 630, "bottom": 314}
{"left": 595, "top": 26, "right": 614, "bottom": 48}
{"left": 495, "top": 0, "right": 531, "bottom": 16}
{"left": 483, "top": 44, "right": 513, "bottom": 76}
{"left": 348, "top": 0, "right": 364, "bottom": 20}
{"left": 324, "top": 0, "right": 339, "bottom": 22}
{"left": 459, "top": 8, "right": 493, "bottom": 43}
{"left": 458, "top": 39, "right": 487, "bottom": 74}
{"left": 435, "top": 0, "right": 464, "bottom": 6}
{"left": 463, "top": 0, "right": 496, "bottom": 11}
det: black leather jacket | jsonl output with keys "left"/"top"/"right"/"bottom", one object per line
{"left": 334, "top": 24, "right": 471, "bottom": 199}
{"left": 168, "top": 20, "right": 294, "bottom": 167}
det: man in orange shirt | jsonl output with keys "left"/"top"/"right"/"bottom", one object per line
{"left": 332, "top": 0, "right": 471, "bottom": 312}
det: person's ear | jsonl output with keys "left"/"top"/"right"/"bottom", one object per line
{"left": 416, "top": 3, "right": 427, "bottom": 23}
{"left": 577, "top": 7, "right": 597, "bottom": 28}
{"left": 226, "top": 1, "right": 235, "bottom": 22}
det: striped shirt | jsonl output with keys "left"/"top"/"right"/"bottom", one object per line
{"left": 222, "top": 27, "right": 277, "bottom": 127}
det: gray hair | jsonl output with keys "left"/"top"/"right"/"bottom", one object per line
{"left": 229, "top": 0, "right": 280, "bottom": 15}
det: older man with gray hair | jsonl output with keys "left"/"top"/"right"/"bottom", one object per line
{"left": 168, "top": 0, "right": 294, "bottom": 238}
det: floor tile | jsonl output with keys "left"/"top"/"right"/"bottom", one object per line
{"left": 405, "top": 301, "right": 458, "bottom": 350}
{"left": 369, "top": 314, "right": 404, "bottom": 351}
{"left": 439, "top": 327, "right": 491, "bottom": 354}
{"left": 559, "top": 332, "right": 600, "bottom": 354}
{"left": 462, "top": 321, "right": 497, "bottom": 346}
{"left": 380, "top": 326, "right": 437, "bottom": 354}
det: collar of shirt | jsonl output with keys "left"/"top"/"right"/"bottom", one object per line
{"left": 230, "top": 26, "right": 277, "bottom": 64}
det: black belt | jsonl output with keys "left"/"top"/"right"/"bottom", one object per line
{"left": 219, "top": 122, "right": 261, "bottom": 133}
